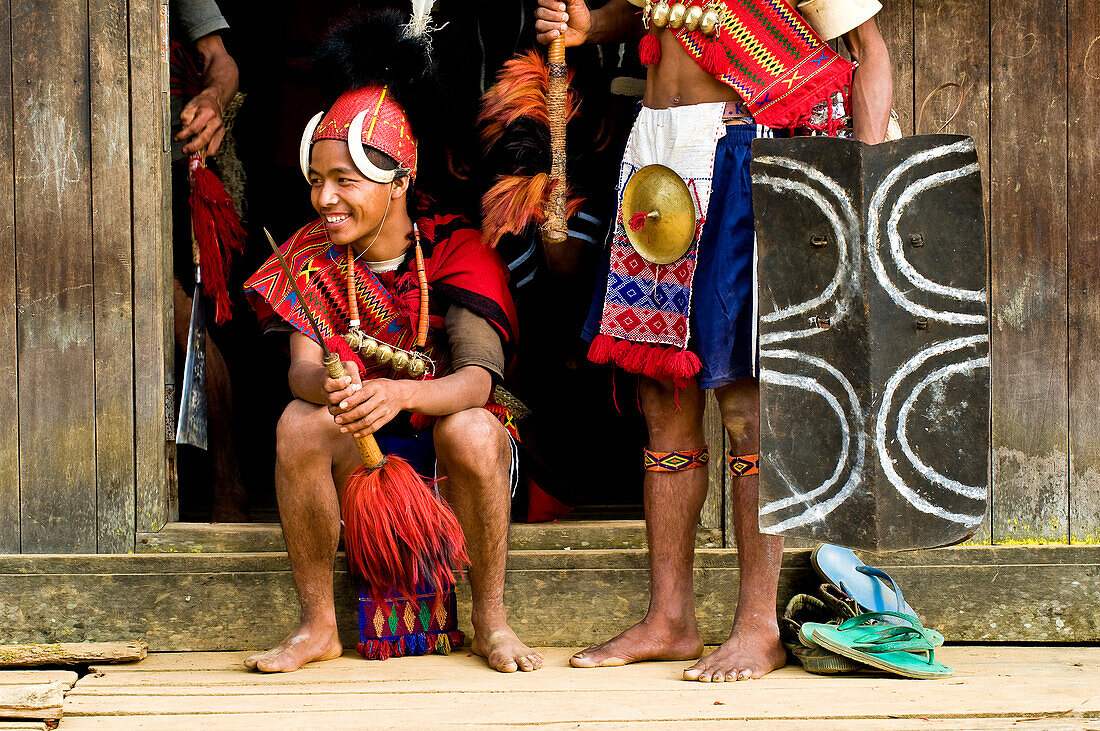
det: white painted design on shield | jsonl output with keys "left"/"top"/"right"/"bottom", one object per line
{"left": 876, "top": 334, "right": 988, "bottom": 525}
{"left": 758, "top": 350, "right": 866, "bottom": 531}
{"left": 751, "top": 174, "right": 850, "bottom": 324}
{"left": 897, "top": 356, "right": 990, "bottom": 500}
{"left": 866, "top": 139, "right": 986, "bottom": 325}
{"left": 888, "top": 162, "right": 985, "bottom": 302}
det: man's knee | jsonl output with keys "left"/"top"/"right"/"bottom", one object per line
{"left": 434, "top": 408, "right": 509, "bottom": 474}
{"left": 639, "top": 377, "right": 705, "bottom": 437}
{"left": 276, "top": 399, "right": 336, "bottom": 461}
{"left": 715, "top": 379, "right": 759, "bottom": 449}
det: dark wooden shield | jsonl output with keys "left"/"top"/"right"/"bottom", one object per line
{"left": 752, "top": 134, "right": 988, "bottom": 551}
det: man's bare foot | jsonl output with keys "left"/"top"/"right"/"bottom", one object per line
{"left": 471, "top": 626, "right": 544, "bottom": 673}
{"left": 570, "top": 617, "right": 703, "bottom": 668}
{"left": 243, "top": 624, "right": 342, "bottom": 673}
{"left": 682, "top": 619, "right": 786, "bottom": 681}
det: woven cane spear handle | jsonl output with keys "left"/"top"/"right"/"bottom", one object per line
{"left": 541, "top": 36, "right": 568, "bottom": 244}
{"left": 324, "top": 353, "right": 385, "bottom": 468}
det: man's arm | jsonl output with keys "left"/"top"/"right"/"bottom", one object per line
{"left": 842, "top": 18, "right": 893, "bottom": 144}
{"left": 176, "top": 32, "right": 239, "bottom": 157}
{"left": 288, "top": 326, "right": 496, "bottom": 442}
{"left": 535, "top": 0, "right": 639, "bottom": 47}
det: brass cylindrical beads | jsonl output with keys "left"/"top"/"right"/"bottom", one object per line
{"left": 668, "top": 3, "right": 687, "bottom": 28}
{"left": 700, "top": 7, "right": 719, "bottom": 35}
{"left": 651, "top": 0, "right": 670, "bottom": 27}
{"left": 684, "top": 4, "right": 703, "bottom": 31}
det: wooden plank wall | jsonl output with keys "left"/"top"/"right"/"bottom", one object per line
{"left": 0, "top": 0, "right": 169, "bottom": 553}
{"left": 0, "top": 0, "right": 17, "bottom": 553}
{"left": 876, "top": 1, "right": 1097, "bottom": 545}
{"left": 130, "top": 0, "right": 173, "bottom": 534}
{"left": 1068, "top": 1, "right": 1100, "bottom": 543}
{"left": 13, "top": 0, "right": 98, "bottom": 552}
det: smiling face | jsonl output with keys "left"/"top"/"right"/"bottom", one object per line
{"left": 308, "top": 139, "right": 409, "bottom": 254}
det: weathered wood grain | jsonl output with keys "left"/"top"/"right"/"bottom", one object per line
{"left": 55, "top": 646, "right": 1100, "bottom": 727}
{"left": 0, "top": 671, "right": 76, "bottom": 689}
{"left": 914, "top": 0, "right": 992, "bottom": 543}
{"left": 0, "top": 642, "right": 146, "bottom": 668}
{"left": 876, "top": 0, "right": 914, "bottom": 134}
{"left": 12, "top": 0, "right": 96, "bottom": 552}
{"left": 989, "top": 0, "right": 1070, "bottom": 543}
{"left": 0, "top": 547, "right": 1095, "bottom": 649}
{"left": 1068, "top": 1, "right": 1100, "bottom": 543}
{"left": 0, "top": 682, "right": 65, "bottom": 721}
{"left": 135, "top": 521, "right": 722, "bottom": 554}
{"left": 131, "top": 0, "right": 171, "bottom": 532}
{"left": 0, "top": 0, "right": 18, "bottom": 554}
{"left": 90, "top": 0, "right": 135, "bottom": 554}
{"left": 701, "top": 393, "right": 724, "bottom": 534}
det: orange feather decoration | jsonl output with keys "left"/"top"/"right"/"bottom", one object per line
{"left": 478, "top": 51, "right": 583, "bottom": 248}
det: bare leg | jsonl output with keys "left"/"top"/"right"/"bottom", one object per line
{"left": 173, "top": 278, "right": 248, "bottom": 521}
{"left": 683, "top": 377, "right": 786, "bottom": 681}
{"left": 244, "top": 400, "right": 357, "bottom": 672}
{"left": 570, "top": 378, "right": 707, "bottom": 667}
{"left": 435, "top": 408, "right": 543, "bottom": 673}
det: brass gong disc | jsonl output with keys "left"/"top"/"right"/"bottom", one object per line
{"left": 622, "top": 164, "right": 696, "bottom": 265}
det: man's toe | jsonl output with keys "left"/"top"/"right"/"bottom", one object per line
{"left": 737, "top": 669, "right": 752, "bottom": 681}
{"left": 682, "top": 666, "right": 703, "bottom": 681}
{"left": 518, "top": 655, "right": 534, "bottom": 671}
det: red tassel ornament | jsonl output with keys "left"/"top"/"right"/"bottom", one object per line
{"left": 188, "top": 156, "right": 246, "bottom": 325}
{"left": 700, "top": 27, "right": 726, "bottom": 77}
{"left": 638, "top": 32, "right": 661, "bottom": 65}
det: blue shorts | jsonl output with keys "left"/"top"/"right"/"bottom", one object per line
{"left": 584, "top": 123, "right": 769, "bottom": 390}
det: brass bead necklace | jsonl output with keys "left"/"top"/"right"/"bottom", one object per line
{"left": 643, "top": 0, "right": 723, "bottom": 36}
{"left": 344, "top": 222, "right": 434, "bottom": 379}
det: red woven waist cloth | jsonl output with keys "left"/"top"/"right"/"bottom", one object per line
{"left": 674, "top": 0, "right": 855, "bottom": 130}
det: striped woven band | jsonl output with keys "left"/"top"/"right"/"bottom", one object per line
{"left": 728, "top": 452, "right": 759, "bottom": 477}
{"left": 643, "top": 447, "right": 710, "bottom": 473}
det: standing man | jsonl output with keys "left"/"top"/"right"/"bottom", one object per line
{"left": 242, "top": 11, "right": 542, "bottom": 674}
{"left": 535, "top": 0, "right": 892, "bottom": 681}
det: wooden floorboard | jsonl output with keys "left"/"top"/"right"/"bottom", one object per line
{"left": 56, "top": 647, "right": 1099, "bottom": 728}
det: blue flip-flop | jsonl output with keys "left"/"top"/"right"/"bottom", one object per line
{"left": 811, "top": 544, "right": 916, "bottom": 617}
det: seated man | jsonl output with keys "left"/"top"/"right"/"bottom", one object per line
{"left": 535, "top": 0, "right": 892, "bottom": 681}
{"left": 242, "top": 12, "right": 541, "bottom": 674}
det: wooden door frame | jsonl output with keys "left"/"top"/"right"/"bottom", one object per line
{"left": 132, "top": 0, "right": 177, "bottom": 535}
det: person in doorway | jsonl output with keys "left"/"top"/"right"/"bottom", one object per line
{"left": 241, "top": 10, "right": 541, "bottom": 674}
{"left": 535, "top": 0, "right": 892, "bottom": 680}
{"left": 171, "top": 0, "right": 248, "bottom": 521}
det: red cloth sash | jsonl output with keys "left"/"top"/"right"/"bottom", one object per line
{"left": 672, "top": 0, "right": 855, "bottom": 131}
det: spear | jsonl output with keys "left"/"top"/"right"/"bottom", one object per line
{"left": 264, "top": 228, "right": 469, "bottom": 602}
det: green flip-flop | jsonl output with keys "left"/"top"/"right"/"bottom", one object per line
{"left": 802, "top": 612, "right": 953, "bottom": 680}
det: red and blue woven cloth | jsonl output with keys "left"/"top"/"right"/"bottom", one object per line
{"left": 674, "top": 0, "right": 855, "bottom": 131}
{"left": 244, "top": 214, "right": 519, "bottom": 383}
{"left": 357, "top": 583, "right": 465, "bottom": 660}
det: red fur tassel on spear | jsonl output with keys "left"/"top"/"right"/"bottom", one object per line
{"left": 325, "top": 336, "right": 469, "bottom": 603}
{"left": 189, "top": 156, "right": 246, "bottom": 324}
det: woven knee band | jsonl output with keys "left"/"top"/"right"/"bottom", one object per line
{"left": 643, "top": 447, "right": 710, "bottom": 473}
{"left": 728, "top": 452, "right": 759, "bottom": 476}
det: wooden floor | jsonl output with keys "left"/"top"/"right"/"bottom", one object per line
{"left": 33, "top": 646, "right": 1099, "bottom": 729}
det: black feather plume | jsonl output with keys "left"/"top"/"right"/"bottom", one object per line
{"left": 311, "top": 9, "right": 442, "bottom": 139}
